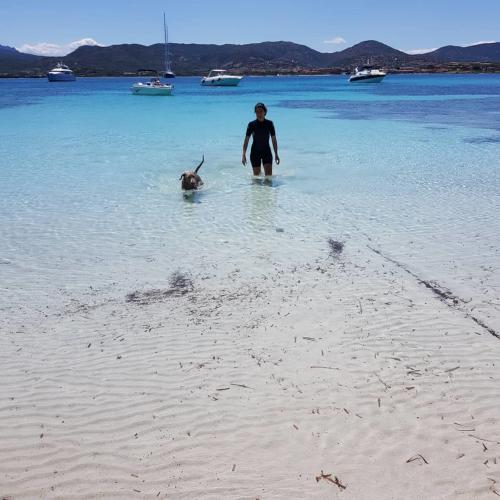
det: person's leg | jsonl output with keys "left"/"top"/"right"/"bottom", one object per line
{"left": 250, "top": 151, "right": 262, "bottom": 176}
{"left": 263, "top": 163, "right": 272, "bottom": 176}
{"left": 263, "top": 149, "right": 273, "bottom": 177}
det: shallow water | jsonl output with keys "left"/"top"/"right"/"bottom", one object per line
{"left": 1, "top": 75, "right": 499, "bottom": 327}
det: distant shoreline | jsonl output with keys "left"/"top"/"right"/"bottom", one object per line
{"left": 2, "top": 40, "right": 500, "bottom": 80}
{"left": 2, "top": 68, "right": 500, "bottom": 79}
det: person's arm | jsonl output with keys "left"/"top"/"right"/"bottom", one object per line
{"left": 269, "top": 121, "right": 280, "bottom": 165}
{"left": 271, "top": 135, "right": 280, "bottom": 165}
{"left": 242, "top": 135, "right": 250, "bottom": 165}
{"left": 242, "top": 122, "right": 253, "bottom": 165}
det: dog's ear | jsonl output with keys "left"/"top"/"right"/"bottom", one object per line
{"left": 179, "top": 173, "right": 185, "bottom": 181}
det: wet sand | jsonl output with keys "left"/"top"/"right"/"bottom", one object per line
{"left": 1, "top": 241, "right": 500, "bottom": 499}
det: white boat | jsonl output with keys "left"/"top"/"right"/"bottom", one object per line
{"left": 349, "top": 65, "right": 386, "bottom": 83}
{"left": 201, "top": 69, "right": 242, "bottom": 86}
{"left": 47, "top": 63, "right": 76, "bottom": 82}
{"left": 163, "top": 12, "right": 175, "bottom": 78}
{"left": 131, "top": 78, "right": 173, "bottom": 95}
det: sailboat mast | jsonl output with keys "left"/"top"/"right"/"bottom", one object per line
{"left": 163, "top": 12, "right": 168, "bottom": 73}
{"left": 162, "top": 12, "right": 174, "bottom": 76}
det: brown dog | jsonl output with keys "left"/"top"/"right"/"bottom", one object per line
{"left": 180, "top": 156, "right": 204, "bottom": 192}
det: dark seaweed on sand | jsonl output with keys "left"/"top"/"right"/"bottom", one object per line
{"left": 328, "top": 238, "right": 344, "bottom": 256}
{"left": 168, "top": 271, "right": 194, "bottom": 292}
{"left": 126, "top": 271, "right": 194, "bottom": 305}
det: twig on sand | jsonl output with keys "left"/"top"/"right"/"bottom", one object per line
{"left": 375, "top": 373, "right": 391, "bottom": 390}
{"left": 310, "top": 366, "right": 339, "bottom": 370}
{"left": 406, "top": 454, "right": 429, "bottom": 465}
{"left": 469, "top": 434, "right": 500, "bottom": 444}
{"left": 315, "top": 471, "right": 347, "bottom": 490}
{"left": 230, "top": 383, "right": 253, "bottom": 389}
{"left": 445, "top": 366, "right": 460, "bottom": 373}
{"left": 488, "top": 478, "right": 500, "bottom": 497}
{"left": 454, "top": 422, "right": 475, "bottom": 432}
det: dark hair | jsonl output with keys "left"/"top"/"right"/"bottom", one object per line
{"left": 254, "top": 102, "right": 267, "bottom": 113}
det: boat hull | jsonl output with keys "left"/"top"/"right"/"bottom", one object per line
{"left": 47, "top": 73, "right": 76, "bottom": 82}
{"left": 349, "top": 74, "right": 385, "bottom": 83}
{"left": 131, "top": 84, "right": 173, "bottom": 96}
{"left": 201, "top": 77, "right": 242, "bottom": 87}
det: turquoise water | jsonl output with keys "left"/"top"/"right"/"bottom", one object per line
{"left": 1, "top": 75, "right": 499, "bottom": 326}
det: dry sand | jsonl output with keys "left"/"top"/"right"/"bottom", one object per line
{"left": 1, "top": 240, "right": 500, "bottom": 499}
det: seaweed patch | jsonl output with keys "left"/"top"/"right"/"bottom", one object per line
{"left": 126, "top": 271, "right": 194, "bottom": 305}
{"left": 328, "top": 238, "right": 344, "bottom": 256}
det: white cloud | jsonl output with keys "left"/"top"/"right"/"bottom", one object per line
{"left": 405, "top": 47, "right": 438, "bottom": 55}
{"left": 464, "top": 40, "right": 497, "bottom": 46}
{"left": 323, "top": 36, "right": 346, "bottom": 45}
{"left": 68, "top": 38, "right": 102, "bottom": 50}
{"left": 17, "top": 38, "right": 102, "bottom": 56}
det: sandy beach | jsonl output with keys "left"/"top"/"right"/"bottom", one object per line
{"left": 1, "top": 236, "right": 499, "bottom": 499}
{"left": 2, "top": 0, "right": 500, "bottom": 495}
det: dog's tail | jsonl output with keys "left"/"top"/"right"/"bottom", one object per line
{"left": 194, "top": 155, "right": 204, "bottom": 174}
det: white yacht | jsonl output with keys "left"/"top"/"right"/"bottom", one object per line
{"left": 349, "top": 65, "right": 386, "bottom": 83}
{"left": 131, "top": 78, "right": 173, "bottom": 96}
{"left": 201, "top": 69, "right": 243, "bottom": 86}
{"left": 47, "top": 63, "right": 76, "bottom": 82}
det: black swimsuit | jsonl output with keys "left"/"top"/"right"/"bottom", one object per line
{"left": 246, "top": 119, "right": 275, "bottom": 167}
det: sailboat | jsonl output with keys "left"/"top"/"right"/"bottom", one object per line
{"left": 130, "top": 13, "right": 174, "bottom": 95}
{"left": 163, "top": 13, "right": 175, "bottom": 78}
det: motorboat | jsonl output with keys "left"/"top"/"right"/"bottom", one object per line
{"left": 349, "top": 65, "right": 386, "bottom": 83}
{"left": 47, "top": 63, "right": 76, "bottom": 82}
{"left": 163, "top": 12, "right": 175, "bottom": 78}
{"left": 201, "top": 69, "right": 243, "bottom": 86}
{"left": 131, "top": 78, "right": 173, "bottom": 95}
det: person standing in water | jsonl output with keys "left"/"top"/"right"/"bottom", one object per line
{"left": 242, "top": 102, "right": 280, "bottom": 176}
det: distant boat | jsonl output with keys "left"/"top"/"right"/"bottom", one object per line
{"left": 47, "top": 63, "right": 76, "bottom": 82}
{"left": 131, "top": 77, "right": 173, "bottom": 96}
{"left": 163, "top": 13, "right": 175, "bottom": 78}
{"left": 349, "top": 65, "right": 386, "bottom": 83}
{"left": 201, "top": 69, "right": 243, "bottom": 86}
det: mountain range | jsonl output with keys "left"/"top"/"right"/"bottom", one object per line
{"left": 1, "top": 40, "right": 499, "bottom": 76}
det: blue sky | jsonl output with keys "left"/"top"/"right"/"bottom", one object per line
{"left": 1, "top": 0, "right": 498, "bottom": 56}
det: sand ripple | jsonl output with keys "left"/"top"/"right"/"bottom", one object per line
{"left": 1, "top": 243, "right": 500, "bottom": 499}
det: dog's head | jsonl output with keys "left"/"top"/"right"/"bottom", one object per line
{"left": 180, "top": 171, "right": 199, "bottom": 191}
